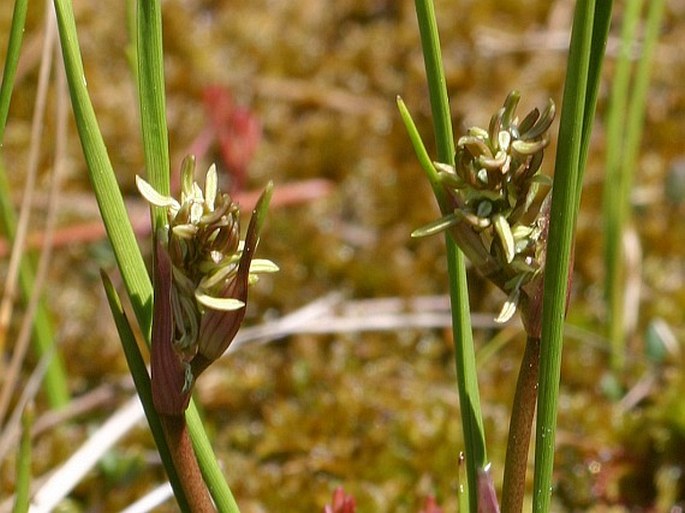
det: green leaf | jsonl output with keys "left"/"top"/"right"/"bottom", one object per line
{"left": 0, "top": 0, "right": 28, "bottom": 139}
{"left": 137, "top": 0, "right": 171, "bottom": 231}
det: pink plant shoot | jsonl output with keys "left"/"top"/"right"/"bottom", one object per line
{"left": 322, "top": 487, "right": 357, "bottom": 513}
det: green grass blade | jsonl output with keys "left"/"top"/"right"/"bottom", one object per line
{"left": 12, "top": 404, "right": 33, "bottom": 513}
{"left": 413, "top": 2, "right": 485, "bottom": 511}
{"left": 605, "top": 0, "right": 666, "bottom": 371}
{"left": 412, "top": 1, "right": 454, "bottom": 164}
{"left": 396, "top": 97, "right": 442, "bottom": 198}
{"left": 533, "top": 1, "right": 601, "bottom": 510}
{"left": 101, "top": 271, "right": 192, "bottom": 513}
{"left": 0, "top": 0, "right": 28, "bottom": 137}
{"left": 53, "top": 0, "right": 153, "bottom": 338}
{"left": 603, "top": 0, "right": 642, "bottom": 371}
{"left": 136, "top": 0, "right": 170, "bottom": 231}
{"left": 580, "top": 0, "right": 615, "bottom": 193}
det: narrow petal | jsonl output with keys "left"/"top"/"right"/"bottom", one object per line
{"left": 204, "top": 164, "right": 218, "bottom": 211}
{"left": 411, "top": 211, "right": 464, "bottom": 238}
{"left": 249, "top": 258, "right": 279, "bottom": 274}
{"left": 495, "top": 288, "right": 519, "bottom": 324}
{"left": 136, "top": 176, "right": 179, "bottom": 210}
{"left": 195, "top": 292, "right": 245, "bottom": 311}
{"left": 494, "top": 214, "right": 516, "bottom": 263}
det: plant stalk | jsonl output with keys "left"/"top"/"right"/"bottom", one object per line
{"left": 501, "top": 336, "right": 540, "bottom": 513}
{"left": 161, "top": 414, "right": 216, "bottom": 513}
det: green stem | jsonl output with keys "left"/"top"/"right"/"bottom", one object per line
{"left": 533, "top": 1, "right": 598, "bottom": 510}
{"left": 12, "top": 404, "right": 33, "bottom": 513}
{"left": 53, "top": 0, "right": 154, "bottom": 337}
{"left": 603, "top": 0, "right": 643, "bottom": 372}
{"left": 0, "top": 0, "right": 28, "bottom": 134}
{"left": 501, "top": 336, "right": 540, "bottom": 513}
{"left": 412, "top": 2, "right": 485, "bottom": 510}
{"left": 136, "top": 0, "right": 170, "bottom": 230}
{"left": 606, "top": 0, "right": 666, "bottom": 372}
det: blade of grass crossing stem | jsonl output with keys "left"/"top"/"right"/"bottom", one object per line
{"left": 579, "top": 1, "right": 614, "bottom": 193}
{"left": 0, "top": 0, "right": 70, "bottom": 408}
{"left": 396, "top": 97, "right": 442, "bottom": 197}
{"left": 101, "top": 272, "right": 192, "bottom": 513}
{"left": 53, "top": 0, "right": 153, "bottom": 338}
{"left": 413, "top": 1, "right": 485, "bottom": 511}
{"left": 534, "top": 1, "right": 598, "bottom": 511}
{"left": 0, "top": 0, "right": 28, "bottom": 135}
{"left": 12, "top": 404, "right": 33, "bottom": 513}
{"left": 136, "top": 0, "right": 170, "bottom": 231}
{"left": 603, "top": 0, "right": 642, "bottom": 372}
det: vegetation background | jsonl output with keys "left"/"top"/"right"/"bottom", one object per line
{"left": 0, "top": 0, "right": 683, "bottom": 511}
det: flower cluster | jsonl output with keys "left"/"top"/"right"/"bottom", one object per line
{"left": 138, "top": 156, "right": 277, "bottom": 415}
{"left": 413, "top": 91, "right": 555, "bottom": 326}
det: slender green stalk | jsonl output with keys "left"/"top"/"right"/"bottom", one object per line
{"left": 534, "top": 1, "right": 612, "bottom": 510}
{"left": 578, "top": 2, "right": 614, "bottom": 194}
{"left": 603, "top": 0, "right": 643, "bottom": 372}
{"left": 0, "top": 0, "right": 70, "bottom": 408}
{"left": 12, "top": 404, "right": 33, "bottom": 513}
{"left": 136, "top": 0, "right": 170, "bottom": 230}
{"left": 604, "top": 0, "right": 665, "bottom": 371}
{"left": 0, "top": 0, "right": 28, "bottom": 133}
{"left": 412, "top": 2, "right": 485, "bottom": 511}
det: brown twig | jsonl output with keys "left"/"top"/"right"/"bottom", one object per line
{"left": 160, "top": 414, "right": 215, "bottom": 513}
{"left": 501, "top": 335, "right": 541, "bottom": 513}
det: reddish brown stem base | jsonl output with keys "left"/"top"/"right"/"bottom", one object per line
{"left": 161, "top": 414, "right": 216, "bottom": 513}
{"left": 501, "top": 336, "right": 541, "bottom": 513}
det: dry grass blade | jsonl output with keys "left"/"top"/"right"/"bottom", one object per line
{"left": 0, "top": 10, "right": 67, "bottom": 426}
{"left": 0, "top": 0, "right": 55, "bottom": 358}
{"left": 22, "top": 397, "right": 144, "bottom": 513}
{"left": 0, "top": 347, "right": 52, "bottom": 466}
{"left": 118, "top": 483, "right": 174, "bottom": 513}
